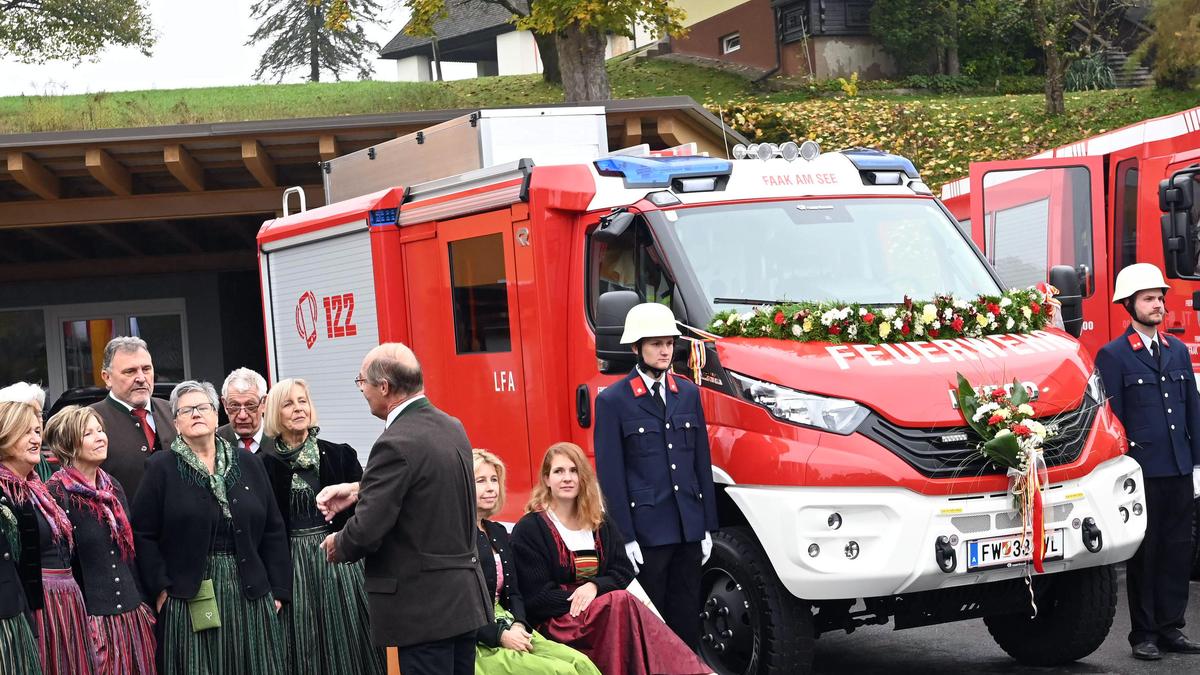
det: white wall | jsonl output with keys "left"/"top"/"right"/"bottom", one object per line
{"left": 395, "top": 55, "right": 432, "bottom": 82}
{"left": 497, "top": 31, "right": 542, "bottom": 76}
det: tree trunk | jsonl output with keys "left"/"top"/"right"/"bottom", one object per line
{"left": 532, "top": 30, "right": 561, "bottom": 85}
{"left": 945, "top": 0, "right": 960, "bottom": 76}
{"left": 556, "top": 24, "right": 610, "bottom": 102}
{"left": 1028, "top": 0, "right": 1065, "bottom": 116}
{"left": 309, "top": 6, "right": 321, "bottom": 82}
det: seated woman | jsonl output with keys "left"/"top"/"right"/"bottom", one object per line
{"left": 511, "top": 442, "right": 711, "bottom": 675}
{"left": 45, "top": 406, "right": 156, "bottom": 674}
{"left": 259, "top": 378, "right": 383, "bottom": 675}
{"left": 472, "top": 449, "right": 600, "bottom": 675}
{"left": 0, "top": 400, "right": 96, "bottom": 674}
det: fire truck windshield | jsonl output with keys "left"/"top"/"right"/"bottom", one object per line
{"left": 665, "top": 197, "right": 1001, "bottom": 315}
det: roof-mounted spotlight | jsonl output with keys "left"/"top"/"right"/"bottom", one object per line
{"left": 755, "top": 143, "right": 775, "bottom": 161}
{"left": 800, "top": 140, "right": 821, "bottom": 161}
{"left": 731, "top": 143, "right": 748, "bottom": 160}
{"left": 779, "top": 141, "right": 800, "bottom": 161}
{"left": 745, "top": 143, "right": 760, "bottom": 160}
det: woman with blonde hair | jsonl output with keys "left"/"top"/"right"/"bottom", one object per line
{"left": 472, "top": 448, "right": 599, "bottom": 675}
{"left": 44, "top": 405, "right": 156, "bottom": 674}
{"left": 0, "top": 400, "right": 95, "bottom": 673}
{"left": 510, "top": 442, "right": 711, "bottom": 675}
{"left": 259, "top": 377, "right": 382, "bottom": 675}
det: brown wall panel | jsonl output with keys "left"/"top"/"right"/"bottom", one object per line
{"left": 671, "top": 0, "right": 778, "bottom": 71}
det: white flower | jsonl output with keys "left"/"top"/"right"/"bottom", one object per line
{"left": 740, "top": 312, "right": 754, "bottom": 323}
{"left": 713, "top": 319, "right": 725, "bottom": 328}
{"left": 973, "top": 402, "right": 999, "bottom": 421}
{"left": 847, "top": 324, "right": 859, "bottom": 338}
{"left": 791, "top": 324, "right": 802, "bottom": 337}
{"left": 1021, "top": 306, "right": 1032, "bottom": 319}
{"left": 1026, "top": 420, "right": 1047, "bottom": 439}
{"left": 996, "top": 428, "right": 1013, "bottom": 438}
{"left": 883, "top": 307, "right": 897, "bottom": 320}
{"left": 1017, "top": 403, "right": 1035, "bottom": 416}
{"left": 999, "top": 297, "right": 1013, "bottom": 308}
{"left": 914, "top": 322, "right": 925, "bottom": 335}
{"left": 994, "top": 407, "right": 1011, "bottom": 420}
{"left": 931, "top": 320, "right": 941, "bottom": 330}
{"left": 858, "top": 307, "right": 868, "bottom": 316}
{"left": 921, "top": 304, "right": 938, "bottom": 324}
{"left": 942, "top": 308, "right": 955, "bottom": 321}
{"left": 1006, "top": 317, "right": 1014, "bottom": 330}
{"left": 953, "top": 299, "right": 969, "bottom": 310}
{"left": 893, "top": 318, "right": 904, "bottom": 330}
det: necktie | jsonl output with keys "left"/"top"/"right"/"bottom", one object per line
{"left": 241, "top": 437, "right": 254, "bottom": 452}
{"left": 131, "top": 408, "right": 157, "bottom": 453}
{"left": 650, "top": 381, "right": 666, "bottom": 415}
{"left": 1150, "top": 340, "right": 1160, "bottom": 365}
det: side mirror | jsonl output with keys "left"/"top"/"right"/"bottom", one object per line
{"left": 1048, "top": 265, "right": 1083, "bottom": 338}
{"left": 1159, "top": 170, "right": 1200, "bottom": 278}
{"left": 593, "top": 210, "right": 636, "bottom": 243}
{"left": 596, "top": 290, "right": 640, "bottom": 374}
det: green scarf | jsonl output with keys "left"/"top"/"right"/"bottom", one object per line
{"left": 172, "top": 435, "right": 238, "bottom": 519}
{"left": 275, "top": 427, "right": 321, "bottom": 493}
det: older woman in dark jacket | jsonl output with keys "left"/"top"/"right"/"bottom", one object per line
{"left": 0, "top": 402, "right": 41, "bottom": 674}
{"left": 45, "top": 405, "right": 155, "bottom": 675}
{"left": 132, "top": 381, "right": 291, "bottom": 675}
{"left": 259, "top": 377, "right": 382, "bottom": 675}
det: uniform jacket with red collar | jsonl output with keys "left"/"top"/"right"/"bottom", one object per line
{"left": 594, "top": 369, "right": 719, "bottom": 547}
{"left": 1095, "top": 325, "right": 1200, "bottom": 477}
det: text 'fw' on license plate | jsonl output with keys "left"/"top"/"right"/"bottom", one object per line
{"left": 966, "top": 529, "right": 1066, "bottom": 570}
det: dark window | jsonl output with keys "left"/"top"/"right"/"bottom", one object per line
{"left": 721, "top": 32, "right": 742, "bottom": 54}
{"left": 588, "top": 216, "right": 673, "bottom": 321}
{"left": 449, "top": 233, "right": 511, "bottom": 353}
{"left": 1114, "top": 159, "right": 1139, "bottom": 278}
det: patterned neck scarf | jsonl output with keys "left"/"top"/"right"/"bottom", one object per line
{"left": 275, "top": 427, "right": 320, "bottom": 493}
{"left": 48, "top": 467, "right": 136, "bottom": 561}
{"left": 171, "top": 435, "right": 238, "bottom": 519}
{"left": 0, "top": 463, "right": 73, "bottom": 550}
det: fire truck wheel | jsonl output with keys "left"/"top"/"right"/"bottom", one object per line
{"left": 699, "top": 526, "right": 815, "bottom": 675}
{"left": 983, "top": 563, "right": 1117, "bottom": 666}
{"left": 1191, "top": 499, "right": 1200, "bottom": 579}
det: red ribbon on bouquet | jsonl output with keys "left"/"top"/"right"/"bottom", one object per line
{"left": 1031, "top": 488, "right": 1045, "bottom": 574}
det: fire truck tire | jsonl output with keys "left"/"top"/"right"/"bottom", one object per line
{"left": 1191, "top": 499, "right": 1200, "bottom": 579}
{"left": 983, "top": 563, "right": 1117, "bottom": 666}
{"left": 699, "top": 526, "right": 815, "bottom": 675}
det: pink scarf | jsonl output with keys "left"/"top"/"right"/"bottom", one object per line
{"left": 48, "top": 467, "right": 135, "bottom": 561}
{"left": 0, "top": 463, "right": 74, "bottom": 550}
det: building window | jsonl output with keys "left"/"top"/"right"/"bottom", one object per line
{"left": 0, "top": 308, "right": 48, "bottom": 388}
{"left": 721, "top": 33, "right": 741, "bottom": 54}
{"left": 449, "top": 233, "right": 511, "bottom": 354}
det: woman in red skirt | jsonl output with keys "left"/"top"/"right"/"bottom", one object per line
{"left": 511, "top": 442, "right": 712, "bottom": 675}
{"left": 45, "top": 406, "right": 156, "bottom": 675}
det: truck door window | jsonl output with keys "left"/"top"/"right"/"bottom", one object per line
{"left": 1114, "top": 159, "right": 1139, "bottom": 277}
{"left": 982, "top": 166, "right": 1095, "bottom": 295}
{"left": 448, "top": 233, "right": 511, "bottom": 353}
{"left": 589, "top": 215, "right": 674, "bottom": 319}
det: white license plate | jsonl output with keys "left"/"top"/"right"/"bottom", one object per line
{"left": 966, "top": 529, "right": 1066, "bottom": 570}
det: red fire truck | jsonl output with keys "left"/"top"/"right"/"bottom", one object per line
{"left": 940, "top": 104, "right": 1200, "bottom": 576}
{"left": 258, "top": 108, "right": 1146, "bottom": 674}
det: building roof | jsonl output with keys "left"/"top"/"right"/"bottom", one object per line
{"left": 380, "top": 0, "right": 529, "bottom": 60}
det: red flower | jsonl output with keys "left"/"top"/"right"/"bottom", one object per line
{"left": 987, "top": 414, "right": 1003, "bottom": 425}
{"left": 829, "top": 325, "right": 842, "bottom": 335}
{"left": 774, "top": 311, "right": 786, "bottom": 325}
{"left": 1030, "top": 301, "right": 1041, "bottom": 314}
{"left": 987, "top": 303, "right": 1001, "bottom": 316}
{"left": 951, "top": 316, "right": 965, "bottom": 332}
{"left": 989, "top": 389, "right": 1007, "bottom": 401}
{"left": 1012, "top": 424, "right": 1031, "bottom": 438}
{"left": 863, "top": 312, "right": 876, "bottom": 324}
{"left": 900, "top": 323, "right": 911, "bottom": 335}
{"left": 929, "top": 329, "right": 939, "bottom": 338}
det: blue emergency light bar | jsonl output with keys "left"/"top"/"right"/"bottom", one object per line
{"left": 840, "top": 148, "right": 920, "bottom": 178}
{"left": 594, "top": 155, "right": 733, "bottom": 189}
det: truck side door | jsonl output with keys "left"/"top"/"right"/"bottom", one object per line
{"left": 402, "top": 209, "right": 534, "bottom": 519}
{"left": 968, "top": 156, "right": 1109, "bottom": 351}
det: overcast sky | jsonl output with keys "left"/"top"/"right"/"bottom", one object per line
{"left": 0, "top": 1, "right": 445, "bottom": 97}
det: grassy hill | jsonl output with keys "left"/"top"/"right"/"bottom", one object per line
{"left": 2, "top": 58, "right": 1198, "bottom": 192}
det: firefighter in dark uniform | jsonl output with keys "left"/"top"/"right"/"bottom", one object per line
{"left": 594, "top": 302, "right": 718, "bottom": 651}
{"left": 1095, "top": 262, "right": 1200, "bottom": 661}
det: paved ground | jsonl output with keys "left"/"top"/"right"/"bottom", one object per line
{"left": 811, "top": 570, "right": 1200, "bottom": 674}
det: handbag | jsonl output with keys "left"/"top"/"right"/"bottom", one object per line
{"left": 187, "top": 579, "right": 221, "bottom": 632}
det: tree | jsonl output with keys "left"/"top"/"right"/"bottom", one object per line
{"left": 0, "top": 0, "right": 154, "bottom": 64}
{"left": 248, "top": 0, "right": 384, "bottom": 83}
{"left": 1026, "top": 0, "right": 1080, "bottom": 115}
{"left": 1132, "top": 0, "right": 1200, "bottom": 90}
{"left": 870, "top": 0, "right": 959, "bottom": 76}
{"left": 401, "top": 0, "right": 561, "bottom": 85}
{"left": 402, "top": 0, "right": 687, "bottom": 102}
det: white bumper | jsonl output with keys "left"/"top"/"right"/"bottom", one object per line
{"left": 724, "top": 455, "right": 1146, "bottom": 600}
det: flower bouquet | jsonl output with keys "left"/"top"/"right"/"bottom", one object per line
{"left": 953, "top": 373, "right": 1054, "bottom": 573}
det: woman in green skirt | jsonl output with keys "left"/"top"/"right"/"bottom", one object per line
{"left": 0, "top": 456, "right": 40, "bottom": 674}
{"left": 260, "top": 378, "right": 383, "bottom": 675}
{"left": 132, "top": 381, "right": 291, "bottom": 675}
{"left": 472, "top": 449, "right": 600, "bottom": 675}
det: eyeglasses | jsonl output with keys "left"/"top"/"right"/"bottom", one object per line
{"left": 225, "top": 402, "right": 261, "bottom": 415}
{"left": 353, "top": 376, "right": 367, "bottom": 389}
{"left": 176, "top": 403, "right": 216, "bottom": 418}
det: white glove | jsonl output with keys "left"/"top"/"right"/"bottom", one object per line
{"left": 625, "top": 541, "right": 643, "bottom": 574}
{"left": 701, "top": 532, "right": 713, "bottom": 564}
{"left": 1193, "top": 466, "right": 1200, "bottom": 498}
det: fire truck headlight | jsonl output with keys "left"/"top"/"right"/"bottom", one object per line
{"left": 779, "top": 141, "right": 800, "bottom": 161}
{"left": 732, "top": 144, "right": 748, "bottom": 160}
{"left": 1085, "top": 370, "right": 1104, "bottom": 404}
{"left": 728, "top": 371, "right": 869, "bottom": 435}
{"left": 800, "top": 140, "right": 821, "bottom": 161}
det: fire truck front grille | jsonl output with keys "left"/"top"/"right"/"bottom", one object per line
{"left": 858, "top": 401, "right": 1097, "bottom": 479}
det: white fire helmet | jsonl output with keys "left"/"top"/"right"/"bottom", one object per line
{"left": 1112, "top": 263, "right": 1169, "bottom": 303}
{"left": 620, "top": 302, "right": 682, "bottom": 344}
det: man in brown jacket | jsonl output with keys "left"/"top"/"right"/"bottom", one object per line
{"left": 90, "top": 336, "right": 177, "bottom": 496}
{"left": 320, "top": 342, "right": 490, "bottom": 675}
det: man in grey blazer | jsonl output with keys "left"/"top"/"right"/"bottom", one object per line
{"left": 90, "top": 336, "right": 177, "bottom": 497}
{"left": 320, "top": 342, "right": 490, "bottom": 675}
{"left": 215, "top": 367, "right": 274, "bottom": 454}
